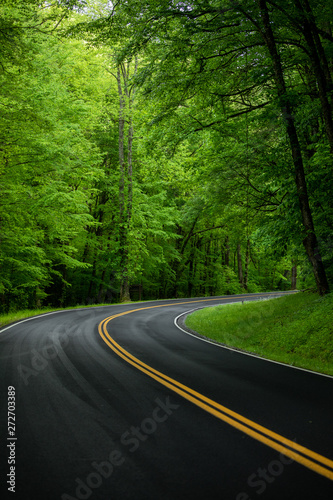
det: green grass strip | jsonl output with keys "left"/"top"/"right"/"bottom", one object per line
{"left": 0, "top": 303, "right": 119, "bottom": 329}
{"left": 185, "top": 292, "right": 333, "bottom": 376}
{"left": 0, "top": 299, "right": 152, "bottom": 330}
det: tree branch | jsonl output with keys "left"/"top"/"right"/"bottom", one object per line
{"left": 227, "top": 101, "right": 270, "bottom": 119}
{"left": 191, "top": 225, "right": 225, "bottom": 236}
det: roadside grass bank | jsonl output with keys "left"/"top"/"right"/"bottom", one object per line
{"left": 0, "top": 299, "right": 154, "bottom": 330}
{"left": 0, "top": 303, "right": 123, "bottom": 330}
{"left": 185, "top": 292, "right": 333, "bottom": 376}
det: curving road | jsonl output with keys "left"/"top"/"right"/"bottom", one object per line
{"left": 0, "top": 292, "right": 332, "bottom": 500}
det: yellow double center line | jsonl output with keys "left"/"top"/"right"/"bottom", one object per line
{"left": 98, "top": 297, "right": 333, "bottom": 481}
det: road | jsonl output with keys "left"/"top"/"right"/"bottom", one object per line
{"left": 0, "top": 292, "right": 332, "bottom": 500}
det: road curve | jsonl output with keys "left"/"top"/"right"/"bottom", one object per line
{"left": 0, "top": 292, "right": 332, "bottom": 500}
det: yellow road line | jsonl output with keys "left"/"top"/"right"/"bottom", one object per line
{"left": 98, "top": 297, "right": 333, "bottom": 481}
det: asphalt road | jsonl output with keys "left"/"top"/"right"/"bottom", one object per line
{"left": 0, "top": 292, "right": 332, "bottom": 500}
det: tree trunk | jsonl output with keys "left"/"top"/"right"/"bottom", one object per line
{"left": 117, "top": 65, "right": 131, "bottom": 302}
{"left": 87, "top": 252, "right": 97, "bottom": 303}
{"left": 125, "top": 57, "right": 138, "bottom": 226}
{"left": 171, "top": 217, "right": 199, "bottom": 297}
{"left": 237, "top": 243, "right": 244, "bottom": 287}
{"left": 188, "top": 241, "right": 195, "bottom": 297}
{"left": 291, "top": 264, "right": 297, "bottom": 290}
{"left": 120, "top": 277, "right": 130, "bottom": 303}
{"left": 301, "top": 0, "right": 333, "bottom": 93}
{"left": 97, "top": 269, "right": 106, "bottom": 303}
{"left": 244, "top": 238, "right": 250, "bottom": 290}
{"left": 225, "top": 235, "right": 230, "bottom": 267}
{"left": 117, "top": 66, "right": 125, "bottom": 229}
{"left": 294, "top": 0, "right": 333, "bottom": 151}
{"left": 258, "top": 0, "right": 330, "bottom": 295}
{"left": 117, "top": 58, "right": 137, "bottom": 302}
{"left": 204, "top": 239, "right": 211, "bottom": 296}
{"left": 127, "top": 116, "right": 133, "bottom": 223}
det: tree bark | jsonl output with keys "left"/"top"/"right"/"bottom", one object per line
{"left": 98, "top": 269, "right": 106, "bottom": 303}
{"left": 116, "top": 58, "right": 138, "bottom": 302}
{"left": 244, "top": 238, "right": 250, "bottom": 290}
{"left": 258, "top": 0, "right": 330, "bottom": 295}
{"left": 237, "top": 243, "right": 244, "bottom": 287}
{"left": 117, "top": 65, "right": 130, "bottom": 302}
{"left": 291, "top": 264, "right": 297, "bottom": 290}
{"left": 127, "top": 116, "right": 133, "bottom": 223}
{"left": 224, "top": 235, "right": 230, "bottom": 267}
{"left": 125, "top": 57, "right": 138, "bottom": 226}
{"left": 294, "top": 0, "right": 333, "bottom": 151}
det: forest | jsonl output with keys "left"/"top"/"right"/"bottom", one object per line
{"left": 1, "top": 0, "right": 332, "bottom": 313}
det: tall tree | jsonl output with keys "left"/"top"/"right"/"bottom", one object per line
{"left": 116, "top": 58, "right": 138, "bottom": 301}
{"left": 255, "top": 0, "right": 329, "bottom": 294}
{"left": 108, "top": 0, "right": 332, "bottom": 294}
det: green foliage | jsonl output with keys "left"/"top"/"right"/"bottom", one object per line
{"left": 1, "top": 0, "right": 332, "bottom": 312}
{"left": 0, "top": 5, "right": 108, "bottom": 311}
{"left": 185, "top": 292, "right": 333, "bottom": 375}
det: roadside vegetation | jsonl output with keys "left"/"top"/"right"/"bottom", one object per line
{"left": 0, "top": 303, "right": 117, "bottom": 330}
{"left": 0, "top": 299, "right": 147, "bottom": 330}
{"left": 1, "top": 2, "right": 332, "bottom": 374}
{"left": 0, "top": 308, "right": 60, "bottom": 329}
{"left": 185, "top": 292, "right": 333, "bottom": 376}
{"left": 1, "top": 1, "right": 333, "bottom": 313}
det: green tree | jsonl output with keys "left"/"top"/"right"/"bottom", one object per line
{"left": 0, "top": 5, "right": 108, "bottom": 311}
{"left": 107, "top": 0, "right": 332, "bottom": 294}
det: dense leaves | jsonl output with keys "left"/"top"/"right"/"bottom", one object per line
{"left": 1, "top": 0, "right": 332, "bottom": 312}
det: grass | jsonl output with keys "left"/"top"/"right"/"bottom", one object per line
{"left": 0, "top": 303, "right": 122, "bottom": 329}
{"left": 185, "top": 292, "right": 333, "bottom": 376}
{"left": 0, "top": 299, "right": 154, "bottom": 330}
{"left": 2, "top": 292, "right": 333, "bottom": 376}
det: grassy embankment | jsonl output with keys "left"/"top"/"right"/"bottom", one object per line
{"left": 185, "top": 292, "right": 333, "bottom": 376}
{"left": 0, "top": 303, "right": 123, "bottom": 329}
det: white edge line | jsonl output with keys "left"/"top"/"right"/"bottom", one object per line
{"left": 174, "top": 305, "right": 333, "bottom": 380}
{"left": 0, "top": 309, "right": 68, "bottom": 333}
{"left": 0, "top": 299, "right": 172, "bottom": 334}
{"left": 0, "top": 293, "right": 285, "bottom": 334}
{"left": 0, "top": 304, "right": 117, "bottom": 334}
{"left": 3, "top": 292, "right": 331, "bottom": 380}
